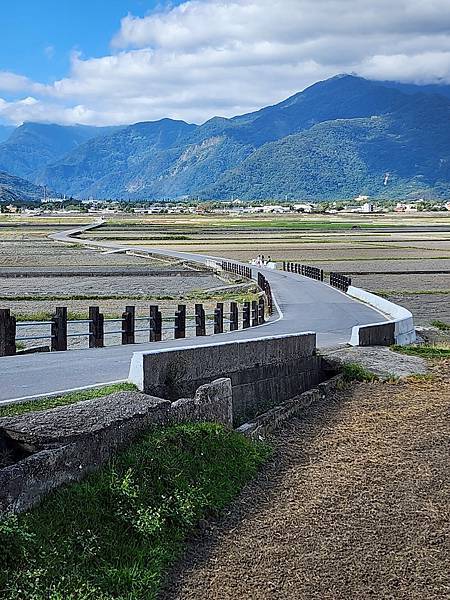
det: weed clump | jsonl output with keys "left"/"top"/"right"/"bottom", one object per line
{"left": 342, "top": 362, "right": 378, "bottom": 383}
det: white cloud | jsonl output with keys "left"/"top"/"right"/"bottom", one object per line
{"left": 2, "top": 0, "right": 450, "bottom": 125}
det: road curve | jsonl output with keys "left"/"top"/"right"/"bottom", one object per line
{"left": 0, "top": 222, "right": 385, "bottom": 402}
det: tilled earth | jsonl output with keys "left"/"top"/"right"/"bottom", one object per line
{"left": 163, "top": 361, "right": 450, "bottom": 600}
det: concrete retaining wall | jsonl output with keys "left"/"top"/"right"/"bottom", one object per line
{"left": 347, "top": 286, "right": 416, "bottom": 346}
{"left": 128, "top": 332, "right": 324, "bottom": 425}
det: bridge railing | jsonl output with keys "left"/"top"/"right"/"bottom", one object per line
{"left": 329, "top": 272, "right": 352, "bottom": 292}
{"left": 282, "top": 261, "right": 352, "bottom": 292}
{"left": 0, "top": 297, "right": 268, "bottom": 357}
{"left": 282, "top": 261, "right": 324, "bottom": 281}
{"left": 221, "top": 261, "right": 253, "bottom": 279}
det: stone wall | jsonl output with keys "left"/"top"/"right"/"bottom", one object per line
{"left": 128, "top": 332, "right": 324, "bottom": 425}
{"left": 0, "top": 379, "right": 232, "bottom": 515}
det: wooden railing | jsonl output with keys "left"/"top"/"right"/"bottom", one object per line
{"left": 221, "top": 261, "right": 252, "bottom": 279}
{"left": 0, "top": 297, "right": 269, "bottom": 357}
{"left": 282, "top": 261, "right": 352, "bottom": 292}
{"left": 329, "top": 272, "right": 352, "bottom": 292}
{"left": 282, "top": 261, "right": 324, "bottom": 281}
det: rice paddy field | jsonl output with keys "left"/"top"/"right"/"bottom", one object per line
{"left": 77, "top": 211, "right": 450, "bottom": 326}
{"left": 1, "top": 211, "right": 450, "bottom": 330}
{"left": 0, "top": 215, "right": 252, "bottom": 349}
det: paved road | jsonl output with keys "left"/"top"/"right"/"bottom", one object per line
{"left": 0, "top": 223, "right": 385, "bottom": 403}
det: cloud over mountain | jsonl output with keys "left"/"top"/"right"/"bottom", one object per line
{"left": 1, "top": 0, "right": 450, "bottom": 126}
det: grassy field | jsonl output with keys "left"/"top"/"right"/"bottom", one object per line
{"left": 0, "top": 423, "right": 270, "bottom": 600}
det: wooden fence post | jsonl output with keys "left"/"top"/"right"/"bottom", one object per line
{"left": 251, "top": 300, "right": 258, "bottom": 326}
{"left": 243, "top": 302, "right": 251, "bottom": 328}
{"left": 89, "top": 306, "right": 104, "bottom": 348}
{"left": 258, "top": 297, "right": 265, "bottom": 324}
{"left": 0, "top": 309, "right": 16, "bottom": 356}
{"left": 175, "top": 304, "right": 186, "bottom": 339}
{"left": 214, "top": 302, "right": 224, "bottom": 334}
{"left": 51, "top": 306, "right": 67, "bottom": 352}
{"left": 150, "top": 305, "right": 162, "bottom": 341}
{"left": 229, "top": 301, "right": 238, "bottom": 331}
{"left": 122, "top": 306, "right": 135, "bottom": 345}
{"left": 195, "top": 303, "right": 206, "bottom": 336}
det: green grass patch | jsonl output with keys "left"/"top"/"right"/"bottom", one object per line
{"left": 391, "top": 344, "right": 450, "bottom": 359}
{"left": 0, "top": 383, "right": 136, "bottom": 418}
{"left": 430, "top": 319, "right": 450, "bottom": 331}
{"left": 0, "top": 422, "right": 270, "bottom": 599}
{"left": 342, "top": 362, "right": 378, "bottom": 382}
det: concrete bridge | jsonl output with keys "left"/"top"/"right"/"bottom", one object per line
{"left": 0, "top": 222, "right": 390, "bottom": 404}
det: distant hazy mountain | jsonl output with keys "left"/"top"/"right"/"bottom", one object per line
{"left": 0, "top": 122, "right": 122, "bottom": 180}
{"left": 0, "top": 125, "right": 14, "bottom": 143}
{"left": 0, "top": 171, "right": 45, "bottom": 203}
{"left": 5, "top": 75, "right": 450, "bottom": 200}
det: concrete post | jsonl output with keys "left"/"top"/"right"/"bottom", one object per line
{"left": 175, "top": 304, "right": 186, "bottom": 339}
{"left": 150, "top": 305, "right": 162, "bottom": 341}
{"left": 0, "top": 309, "right": 16, "bottom": 356}
{"left": 243, "top": 302, "right": 251, "bottom": 328}
{"left": 51, "top": 307, "right": 67, "bottom": 352}
{"left": 195, "top": 304, "right": 206, "bottom": 336}
{"left": 214, "top": 303, "right": 224, "bottom": 334}
{"left": 122, "top": 306, "right": 135, "bottom": 345}
{"left": 229, "top": 301, "right": 238, "bottom": 331}
{"left": 258, "top": 297, "right": 265, "bottom": 324}
{"left": 89, "top": 306, "right": 104, "bottom": 348}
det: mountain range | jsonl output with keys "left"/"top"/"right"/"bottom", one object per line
{"left": 1, "top": 75, "right": 450, "bottom": 201}
{"left": 0, "top": 171, "right": 45, "bottom": 203}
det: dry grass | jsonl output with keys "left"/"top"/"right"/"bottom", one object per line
{"left": 163, "top": 361, "right": 450, "bottom": 600}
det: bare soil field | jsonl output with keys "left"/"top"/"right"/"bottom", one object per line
{"left": 0, "top": 274, "right": 219, "bottom": 299}
{"left": 0, "top": 222, "right": 233, "bottom": 351}
{"left": 96, "top": 215, "right": 450, "bottom": 325}
{"left": 3, "top": 214, "right": 450, "bottom": 327}
{"left": 0, "top": 239, "right": 168, "bottom": 268}
{"left": 163, "top": 359, "right": 450, "bottom": 600}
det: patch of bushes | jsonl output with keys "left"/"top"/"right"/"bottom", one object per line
{"left": 342, "top": 362, "right": 378, "bottom": 382}
{"left": 0, "top": 423, "right": 270, "bottom": 599}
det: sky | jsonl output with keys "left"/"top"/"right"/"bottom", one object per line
{"left": 1, "top": 0, "right": 450, "bottom": 126}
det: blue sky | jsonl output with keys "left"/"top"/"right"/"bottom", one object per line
{"left": 0, "top": 1, "right": 449, "bottom": 126}
{"left": 0, "top": 1, "right": 173, "bottom": 84}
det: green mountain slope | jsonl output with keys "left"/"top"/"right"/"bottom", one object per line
{"left": 204, "top": 93, "right": 450, "bottom": 200}
{"left": 5, "top": 75, "right": 450, "bottom": 200}
{"left": 0, "top": 171, "right": 45, "bottom": 203}
{"left": 0, "top": 122, "right": 122, "bottom": 180}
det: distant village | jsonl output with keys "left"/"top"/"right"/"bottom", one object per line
{"left": 2, "top": 195, "right": 450, "bottom": 215}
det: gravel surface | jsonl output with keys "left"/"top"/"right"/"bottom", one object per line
{"left": 163, "top": 361, "right": 450, "bottom": 600}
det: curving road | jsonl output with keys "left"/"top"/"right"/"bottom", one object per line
{"left": 0, "top": 222, "right": 385, "bottom": 403}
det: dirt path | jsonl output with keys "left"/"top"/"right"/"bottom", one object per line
{"left": 163, "top": 362, "right": 450, "bottom": 600}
